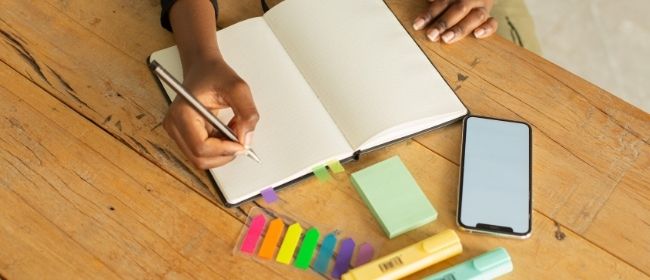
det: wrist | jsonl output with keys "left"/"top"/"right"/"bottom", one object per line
{"left": 169, "top": 0, "right": 222, "bottom": 71}
{"left": 182, "top": 47, "right": 222, "bottom": 69}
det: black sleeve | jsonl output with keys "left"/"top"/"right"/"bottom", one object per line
{"left": 160, "top": 0, "right": 219, "bottom": 32}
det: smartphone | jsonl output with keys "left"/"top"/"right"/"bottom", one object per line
{"left": 457, "top": 115, "right": 532, "bottom": 238}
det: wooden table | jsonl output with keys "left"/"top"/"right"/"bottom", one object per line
{"left": 1, "top": 0, "right": 648, "bottom": 279}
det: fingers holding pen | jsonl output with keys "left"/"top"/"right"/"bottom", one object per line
{"left": 219, "top": 80, "right": 259, "bottom": 148}
{"left": 164, "top": 100, "right": 244, "bottom": 169}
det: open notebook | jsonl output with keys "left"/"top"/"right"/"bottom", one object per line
{"left": 149, "top": 0, "right": 467, "bottom": 206}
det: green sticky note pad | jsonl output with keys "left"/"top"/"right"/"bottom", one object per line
{"left": 351, "top": 156, "right": 437, "bottom": 238}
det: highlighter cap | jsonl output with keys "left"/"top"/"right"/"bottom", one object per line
{"left": 422, "top": 247, "right": 513, "bottom": 280}
{"left": 473, "top": 247, "right": 511, "bottom": 271}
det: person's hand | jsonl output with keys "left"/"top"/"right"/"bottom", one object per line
{"left": 163, "top": 57, "right": 259, "bottom": 169}
{"left": 413, "top": 0, "right": 497, "bottom": 44}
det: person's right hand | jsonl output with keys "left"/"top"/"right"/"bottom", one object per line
{"left": 163, "top": 56, "right": 259, "bottom": 169}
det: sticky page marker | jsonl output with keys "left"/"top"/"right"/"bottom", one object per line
{"left": 258, "top": 218, "right": 284, "bottom": 259}
{"left": 260, "top": 188, "right": 278, "bottom": 203}
{"left": 240, "top": 215, "right": 266, "bottom": 254}
{"left": 328, "top": 160, "right": 345, "bottom": 173}
{"left": 354, "top": 243, "right": 374, "bottom": 267}
{"left": 294, "top": 228, "right": 320, "bottom": 269}
{"left": 332, "top": 238, "right": 355, "bottom": 279}
{"left": 313, "top": 165, "right": 332, "bottom": 181}
{"left": 276, "top": 223, "right": 303, "bottom": 264}
{"left": 314, "top": 233, "right": 337, "bottom": 273}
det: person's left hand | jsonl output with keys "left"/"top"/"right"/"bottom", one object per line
{"left": 413, "top": 0, "right": 497, "bottom": 44}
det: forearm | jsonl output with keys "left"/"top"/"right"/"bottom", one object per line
{"left": 168, "top": 0, "right": 221, "bottom": 72}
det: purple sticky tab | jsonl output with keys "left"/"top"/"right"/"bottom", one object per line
{"left": 331, "top": 238, "right": 355, "bottom": 279}
{"left": 354, "top": 243, "right": 374, "bottom": 267}
{"left": 260, "top": 188, "right": 278, "bottom": 203}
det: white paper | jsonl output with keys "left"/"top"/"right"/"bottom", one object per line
{"left": 150, "top": 18, "right": 352, "bottom": 204}
{"left": 265, "top": 0, "right": 467, "bottom": 149}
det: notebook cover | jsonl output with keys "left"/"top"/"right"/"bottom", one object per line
{"left": 147, "top": 54, "right": 465, "bottom": 207}
{"left": 145, "top": 0, "right": 468, "bottom": 207}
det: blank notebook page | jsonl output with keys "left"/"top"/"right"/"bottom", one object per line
{"left": 150, "top": 18, "right": 352, "bottom": 204}
{"left": 265, "top": 0, "right": 466, "bottom": 149}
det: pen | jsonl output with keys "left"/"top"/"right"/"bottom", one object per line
{"left": 149, "top": 60, "right": 261, "bottom": 163}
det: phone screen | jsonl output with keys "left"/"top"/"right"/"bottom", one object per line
{"left": 458, "top": 116, "right": 532, "bottom": 236}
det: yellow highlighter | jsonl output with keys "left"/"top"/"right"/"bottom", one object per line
{"left": 342, "top": 229, "right": 462, "bottom": 280}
